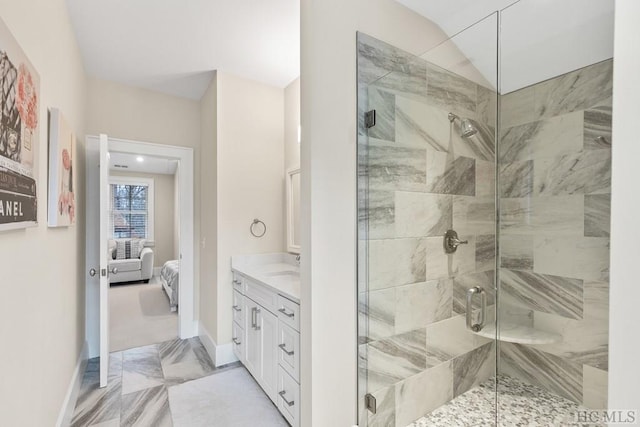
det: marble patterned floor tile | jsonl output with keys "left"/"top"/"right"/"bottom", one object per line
{"left": 410, "top": 375, "right": 601, "bottom": 427}
{"left": 500, "top": 234, "right": 533, "bottom": 271}
{"left": 452, "top": 271, "right": 495, "bottom": 315}
{"left": 395, "top": 361, "right": 453, "bottom": 427}
{"left": 585, "top": 194, "right": 611, "bottom": 237}
{"left": 357, "top": 33, "right": 427, "bottom": 97}
{"left": 395, "top": 192, "right": 452, "bottom": 238}
{"left": 71, "top": 359, "right": 122, "bottom": 427}
{"left": 452, "top": 195, "right": 495, "bottom": 235}
{"left": 122, "top": 345, "right": 164, "bottom": 395}
{"left": 534, "top": 149, "right": 611, "bottom": 196}
{"left": 394, "top": 279, "right": 452, "bottom": 334}
{"left": 426, "top": 152, "right": 476, "bottom": 196}
{"left": 159, "top": 337, "right": 216, "bottom": 385}
{"left": 499, "top": 110, "right": 583, "bottom": 163}
{"left": 426, "top": 63, "right": 477, "bottom": 116}
{"left": 368, "top": 87, "right": 396, "bottom": 142}
{"left": 501, "top": 269, "right": 583, "bottom": 320}
{"left": 533, "top": 236, "right": 610, "bottom": 281}
{"left": 452, "top": 343, "right": 495, "bottom": 397}
{"left": 584, "top": 104, "right": 612, "bottom": 150}
{"left": 534, "top": 59, "right": 613, "bottom": 120}
{"left": 367, "top": 144, "right": 427, "bottom": 192}
{"left": 426, "top": 315, "right": 491, "bottom": 367}
{"left": 120, "top": 385, "right": 171, "bottom": 427}
{"left": 368, "top": 238, "right": 427, "bottom": 291}
{"left": 500, "top": 343, "right": 583, "bottom": 404}
{"left": 500, "top": 160, "right": 533, "bottom": 198}
{"left": 475, "top": 234, "right": 495, "bottom": 272}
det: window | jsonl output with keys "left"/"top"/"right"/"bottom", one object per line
{"left": 109, "top": 177, "right": 154, "bottom": 239}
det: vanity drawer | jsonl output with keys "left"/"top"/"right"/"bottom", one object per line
{"left": 277, "top": 366, "right": 300, "bottom": 427}
{"left": 232, "top": 291, "right": 244, "bottom": 325}
{"left": 277, "top": 295, "right": 300, "bottom": 332}
{"left": 278, "top": 322, "right": 300, "bottom": 382}
{"left": 245, "top": 278, "right": 278, "bottom": 314}
{"left": 232, "top": 272, "right": 244, "bottom": 293}
{"left": 232, "top": 321, "right": 244, "bottom": 363}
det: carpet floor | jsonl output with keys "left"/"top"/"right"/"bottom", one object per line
{"left": 109, "top": 276, "right": 178, "bottom": 352}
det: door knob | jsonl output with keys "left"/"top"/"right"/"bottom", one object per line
{"left": 89, "top": 268, "right": 97, "bottom": 277}
{"left": 110, "top": 267, "right": 118, "bottom": 275}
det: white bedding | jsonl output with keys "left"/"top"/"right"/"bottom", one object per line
{"left": 160, "top": 260, "right": 179, "bottom": 311}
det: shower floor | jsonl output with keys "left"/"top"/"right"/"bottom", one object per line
{"left": 408, "top": 375, "right": 601, "bottom": 427}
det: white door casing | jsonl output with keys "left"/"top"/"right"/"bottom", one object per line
{"left": 99, "top": 134, "right": 110, "bottom": 387}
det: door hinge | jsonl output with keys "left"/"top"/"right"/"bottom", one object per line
{"left": 365, "top": 393, "right": 377, "bottom": 414}
{"left": 365, "top": 110, "right": 376, "bottom": 129}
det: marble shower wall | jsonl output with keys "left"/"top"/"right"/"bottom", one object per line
{"left": 498, "top": 59, "right": 612, "bottom": 410}
{"left": 357, "top": 33, "right": 497, "bottom": 427}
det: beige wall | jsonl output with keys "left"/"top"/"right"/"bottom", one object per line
{"left": 111, "top": 170, "right": 176, "bottom": 267}
{"left": 199, "top": 75, "right": 218, "bottom": 340}
{"left": 300, "top": 0, "right": 448, "bottom": 425}
{"left": 284, "top": 77, "right": 301, "bottom": 171}
{"left": 85, "top": 76, "right": 202, "bottom": 318}
{"left": 0, "top": 0, "right": 88, "bottom": 424}
{"left": 214, "top": 72, "right": 285, "bottom": 344}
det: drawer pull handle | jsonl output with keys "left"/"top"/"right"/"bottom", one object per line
{"left": 232, "top": 305, "right": 241, "bottom": 312}
{"left": 232, "top": 337, "right": 241, "bottom": 345}
{"left": 279, "top": 390, "right": 295, "bottom": 407}
{"left": 278, "top": 343, "right": 295, "bottom": 356}
{"left": 233, "top": 279, "right": 242, "bottom": 285}
{"left": 278, "top": 308, "right": 295, "bottom": 318}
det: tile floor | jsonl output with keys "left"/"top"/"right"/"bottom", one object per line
{"left": 70, "top": 337, "right": 288, "bottom": 427}
{"left": 410, "top": 375, "right": 602, "bottom": 427}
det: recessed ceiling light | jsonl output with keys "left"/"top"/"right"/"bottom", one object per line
{"left": 136, "top": 156, "right": 144, "bottom": 162}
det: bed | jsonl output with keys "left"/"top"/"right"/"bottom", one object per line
{"left": 160, "top": 260, "right": 179, "bottom": 312}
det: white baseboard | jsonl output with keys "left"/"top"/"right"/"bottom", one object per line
{"left": 56, "top": 341, "right": 88, "bottom": 427}
{"left": 198, "top": 321, "right": 238, "bottom": 367}
{"left": 153, "top": 267, "right": 161, "bottom": 277}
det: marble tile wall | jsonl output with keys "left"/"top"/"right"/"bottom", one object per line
{"left": 357, "top": 33, "right": 497, "bottom": 427}
{"left": 498, "top": 59, "right": 612, "bottom": 411}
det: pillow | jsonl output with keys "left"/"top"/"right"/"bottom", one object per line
{"left": 115, "top": 239, "right": 142, "bottom": 259}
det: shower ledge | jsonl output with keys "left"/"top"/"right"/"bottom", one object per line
{"left": 472, "top": 323, "right": 562, "bottom": 345}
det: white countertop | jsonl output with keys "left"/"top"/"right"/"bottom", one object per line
{"left": 231, "top": 253, "right": 300, "bottom": 303}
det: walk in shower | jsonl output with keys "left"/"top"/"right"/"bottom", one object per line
{"left": 357, "top": 1, "right": 613, "bottom": 426}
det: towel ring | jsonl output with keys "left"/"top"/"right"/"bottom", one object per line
{"left": 250, "top": 219, "right": 267, "bottom": 238}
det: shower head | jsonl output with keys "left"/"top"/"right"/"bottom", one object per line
{"left": 448, "top": 113, "right": 478, "bottom": 138}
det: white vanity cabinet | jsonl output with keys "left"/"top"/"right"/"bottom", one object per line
{"left": 232, "top": 266, "right": 300, "bottom": 427}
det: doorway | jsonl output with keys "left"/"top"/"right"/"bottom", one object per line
{"left": 85, "top": 135, "right": 196, "bottom": 363}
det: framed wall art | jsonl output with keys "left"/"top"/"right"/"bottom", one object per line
{"left": 48, "top": 108, "right": 76, "bottom": 227}
{"left": 0, "top": 17, "right": 40, "bottom": 231}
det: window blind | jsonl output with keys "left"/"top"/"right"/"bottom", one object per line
{"left": 109, "top": 183, "right": 149, "bottom": 239}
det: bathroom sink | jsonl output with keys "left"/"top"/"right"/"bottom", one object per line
{"left": 265, "top": 271, "right": 299, "bottom": 277}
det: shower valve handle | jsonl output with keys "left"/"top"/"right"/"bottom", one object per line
{"left": 443, "top": 229, "right": 468, "bottom": 254}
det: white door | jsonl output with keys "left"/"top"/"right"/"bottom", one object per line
{"left": 98, "top": 134, "right": 110, "bottom": 387}
{"left": 85, "top": 134, "right": 111, "bottom": 388}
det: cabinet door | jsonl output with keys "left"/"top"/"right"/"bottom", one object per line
{"left": 257, "top": 306, "right": 278, "bottom": 403}
{"left": 244, "top": 300, "right": 261, "bottom": 378}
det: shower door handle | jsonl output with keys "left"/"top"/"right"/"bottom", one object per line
{"left": 466, "top": 287, "right": 487, "bottom": 332}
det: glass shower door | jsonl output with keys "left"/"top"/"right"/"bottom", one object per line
{"left": 357, "top": 12, "right": 499, "bottom": 427}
